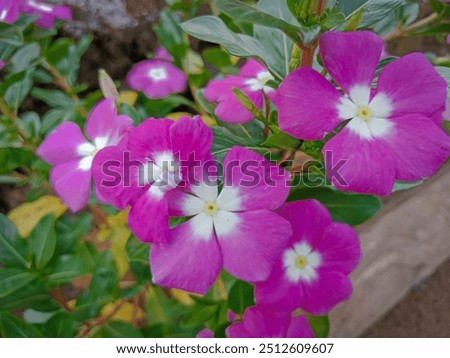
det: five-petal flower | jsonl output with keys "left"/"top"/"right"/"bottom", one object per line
{"left": 276, "top": 31, "right": 450, "bottom": 196}
{"left": 37, "top": 98, "right": 132, "bottom": 212}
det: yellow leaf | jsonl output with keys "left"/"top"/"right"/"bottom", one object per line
{"left": 165, "top": 112, "right": 192, "bottom": 121}
{"left": 170, "top": 289, "right": 195, "bottom": 306}
{"left": 8, "top": 195, "right": 67, "bottom": 237}
{"left": 182, "top": 49, "right": 204, "bottom": 75}
{"left": 101, "top": 300, "right": 145, "bottom": 323}
{"left": 107, "top": 210, "right": 129, "bottom": 228}
{"left": 119, "top": 91, "right": 138, "bottom": 106}
{"left": 201, "top": 114, "right": 217, "bottom": 127}
{"left": 111, "top": 226, "right": 131, "bottom": 278}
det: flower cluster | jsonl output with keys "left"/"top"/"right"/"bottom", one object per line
{"left": 35, "top": 28, "right": 449, "bottom": 338}
{"left": 0, "top": 0, "right": 72, "bottom": 29}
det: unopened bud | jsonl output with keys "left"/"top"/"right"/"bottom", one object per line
{"left": 98, "top": 69, "right": 119, "bottom": 101}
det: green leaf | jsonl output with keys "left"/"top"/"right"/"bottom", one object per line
{"left": 307, "top": 315, "right": 330, "bottom": 338}
{"left": 9, "top": 42, "right": 40, "bottom": 74}
{"left": 0, "top": 312, "right": 44, "bottom": 338}
{"left": 0, "top": 69, "right": 34, "bottom": 109}
{"left": 31, "top": 88, "right": 74, "bottom": 107}
{"left": 359, "top": 0, "right": 406, "bottom": 28}
{"left": 0, "top": 214, "right": 30, "bottom": 268}
{"left": 74, "top": 251, "right": 119, "bottom": 321}
{"left": 42, "top": 312, "right": 76, "bottom": 338}
{"left": 435, "top": 66, "right": 450, "bottom": 96}
{"left": 181, "top": 16, "right": 284, "bottom": 79}
{"left": 47, "top": 254, "right": 86, "bottom": 284}
{"left": 94, "top": 321, "right": 143, "bottom": 338}
{"left": 288, "top": 187, "right": 381, "bottom": 225}
{"left": 30, "top": 214, "right": 57, "bottom": 269}
{"left": 411, "top": 23, "right": 450, "bottom": 36}
{"left": 0, "top": 23, "right": 24, "bottom": 46}
{"left": 262, "top": 127, "right": 300, "bottom": 150}
{"left": 18, "top": 111, "right": 41, "bottom": 140}
{"left": 228, "top": 280, "right": 254, "bottom": 315}
{"left": 202, "top": 47, "right": 234, "bottom": 72}
{"left": 0, "top": 280, "right": 54, "bottom": 311}
{"left": 0, "top": 268, "right": 37, "bottom": 299}
{"left": 215, "top": 0, "right": 320, "bottom": 44}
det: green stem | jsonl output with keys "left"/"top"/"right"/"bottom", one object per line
{"left": 383, "top": 13, "right": 439, "bottom": 42}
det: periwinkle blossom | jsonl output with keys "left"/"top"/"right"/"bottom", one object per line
{"left": 276, "top": 31, "right": 450, "bottom": 196}
{"left": 204, "top": 59, "right": 275, "bottom": 123}
{"left": 0, "top": 0, "right": 20, "bottom": 24}
{"left": 196, "top": 329, "right": 214, "bottom": 338}
{"left": 150, "top": 146, "right": 292, "bottom": 294}
{"left": 255, "top": 200, "right": 361, "bottom": 315}
{"left": 226, "top": 306, "right": 314, "bottom": 338}
{"left": 37, "top": 99, "right": 132, "bottom": 212}
{"left": 92, "top": 115, "right": 213, "bottom": 244}
{"left": 126, "top": 47, "right": 187, "bottom": 99}
{"left": 0, "top": 0, "right": 72, "bottom": 29}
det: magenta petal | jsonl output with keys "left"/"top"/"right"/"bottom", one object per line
{"left": 204, "top": 76, "right": 246, "bottom": 102}
{"left": 254, "top": 261, "right": 303, "bottom": 313}
{"left": 286, "top": 315, "right": 315, "bottom": 338}
{"left": 323, "top": 128, "right": 396, "bottom": 196}
{"left": 381, "top": 114, "right": 450, "bottom": 181}
{"left": 92, "top": 147, "right": 146, "bottom": 210}
{"left": 316, "top": 223, "right": 361, "bottom": 275}
{"left": 0, "top": 0, "right": 21, "bottom": 23}
{"left": 196, "top": 329, "right": 214, "bottom": 338}
{"left": 37, "top": 122, "right": 86, "bottom": 166}
{"left": 155, "top": 47, "right": 174, "bottom": 62}
{"left": 85, "top": 98, "right": 132, "bottom": 144}
{"left": 377, "top": 53, "right": 447, "bottom": 118}
{"left": 239, "top": 59, "right": 268, "bottom": 78}
{"left": 320, "top": 31, "right": 382, "bottom": 93}
{"left": 214, "top": 90, "right": 256, "bottom": 123}
{"left": 227, "top": 306, "right": 290, "bottom": 338}
{"left": 128, "top": 189, "right": 170, "bottom": 244}
{"left": 218, "top": 146, "right": 290, "bottom": 211}
{"left": 300, "top": 271, "right": 353, "bottom": 315}
{"left": 128, "top": 118, "right": 173, "bottom": 161}
{"left": 277, "top": 67, "right": 345, "bottom": 140}
{"left": 217, "top": 210, "right": 291, "bottom": 282}
{"left": 50, "top": 160, "right": 91, "bottom": 212}
{"left": 150, "top": 216, "right": 222, "bottom": 294}
{"left": 170, "top": 115, "right": 213, "bottom": 165}
{"left": 278, "top": 200, "right": 332, "bottom": 248}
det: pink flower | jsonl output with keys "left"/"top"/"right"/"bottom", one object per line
{"left": 0, "top": 0, "right": 21, "bottom": 24}
{"left": 0, "top": 0, "right": 72, "bottom": 28}
{"left": 126, "top": 47, "right": 187, "bottom": 99}
{"left": 92, "top": 116, "right": 213, "bottom": 244}
{"left": 255, "top": 200, "right": 361, "bottom": 315}
{"left": 37, "top": 99, "right": 132, "bottom": 212}
{"left": 204, "top": 59, "right": 275, "bottom": 123}
{"left": 196, "top": 329, "right": 214, "bottom": 338}
{"left": 0, "top": 60, "right": 5, "bottom": 70}
{"left": 150, "top": 146, "right": 292, "bottom": 294}
{"left": 276, "top": 31, "right": 450, "bottom": 196}
{"left": 226, "top": 306, "right": 314, "bottom": 338}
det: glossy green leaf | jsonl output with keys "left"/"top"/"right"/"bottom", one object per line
{"left": 228, "top": 280, "right": 254, "bottom": 315}
{"left": 0, "top": 214, "right": 30, "bottom": 268}
{"left": 42, "top": 312, "right": 76, "bottom": 338}
{"left": 288, "top": 187, "right": 381, "bottom": 225}
{"left": 1, "top": 69, "right": 34, "bottom": 109}
{"left": 94, "top": 321, "right": 143, "bottom": 338}
{"left": 9, "top": 42, "right": 40, "bottom": 74}
{"left": 0, "top": 23, "right": 24, "bottom": 46}
{"left": 0, "top": 268, "right": 37, "bottom": 299}
{"left": 30, "top": 214, "right": 57, "bottom": 269}
{"left": 0, "top": 312, "right": 44, "bottom": 338}
{"left": 307, "top": 315, "right": 330, "bottom": 338}
{"left": 262, "top": 127, "right": 300, "bottom": 150}
{"left": 47, "top": 254, "right": 86, "bottom": 284}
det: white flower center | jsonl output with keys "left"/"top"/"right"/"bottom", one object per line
{"left": 141, "top": 152, "right": 181, "bottom": 193}
{"left": 0, "top": 9, "right": 8, "bottom": 21}
{"left": 283, "top": 242, "right": 321, "bottom": 283}
{"left": 28, "top": 0, "right": 54, "bottom": 13}
{"left": 245, "top": 71, "right": 274, "bottom": 92}
{"left": 148, "top": 67, "right": 168, "bottom": 81}
{"left": 337, "top": 85, "right": 394, "bottom": 140}
{"left": 76, "top": 136, "right": 109, "bottom": 171}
